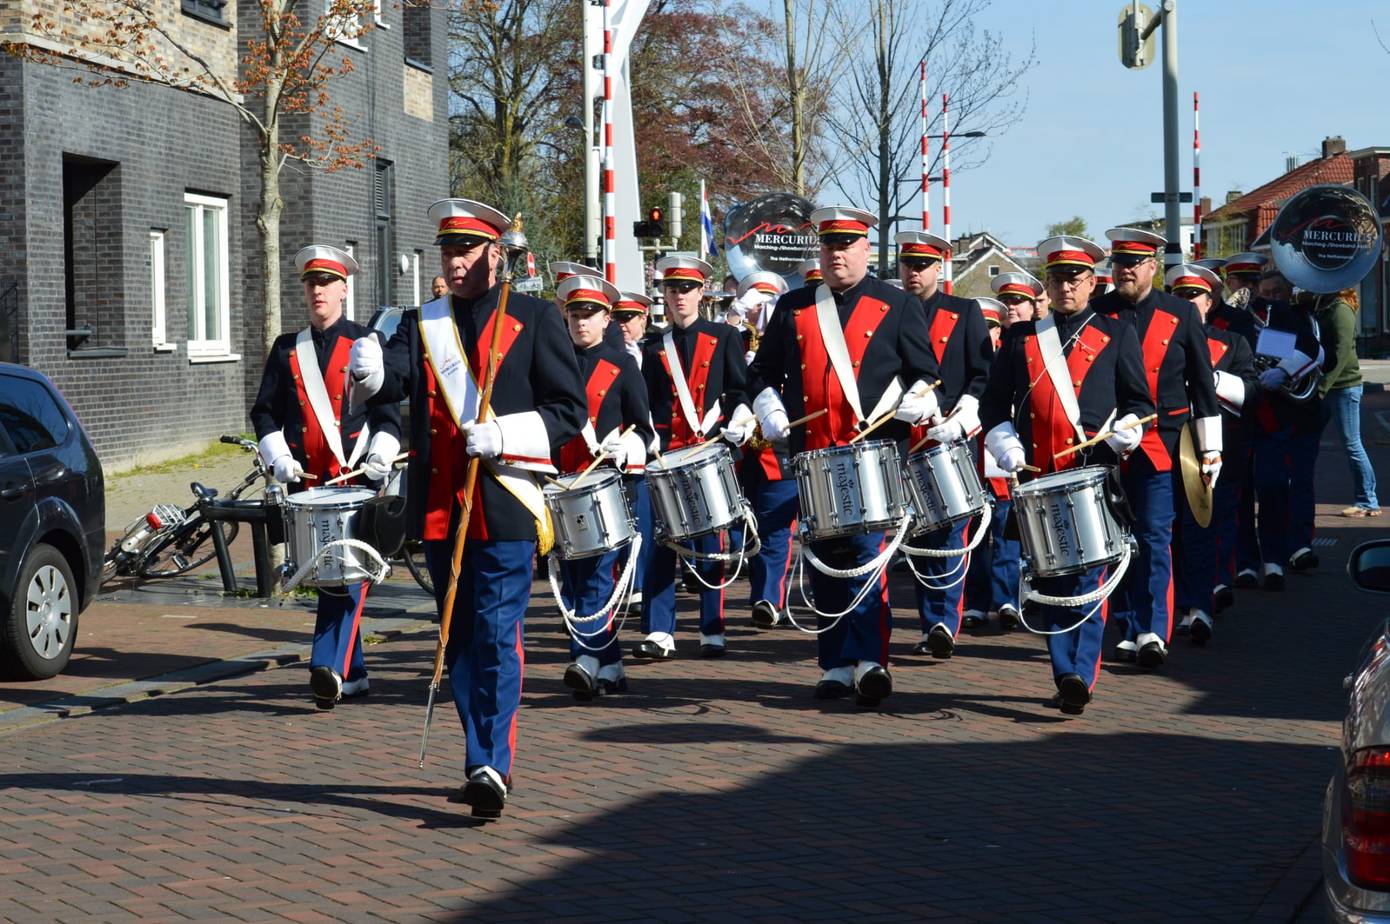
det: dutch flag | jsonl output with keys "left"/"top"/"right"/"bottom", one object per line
{"left": 700, "top": 179, "right": 719, "bottom": 259}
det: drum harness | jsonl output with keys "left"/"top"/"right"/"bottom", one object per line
{"left": 546, "top": 533, "right": 643, "bottom": 654}
{"left": 279, "top": 466, "right": 401, "bottom": 594}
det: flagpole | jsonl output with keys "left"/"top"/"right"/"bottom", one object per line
{"left": 700, "top": 177, "right": 708, "bottom": 258}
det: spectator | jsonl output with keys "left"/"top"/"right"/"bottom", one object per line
{"left": 1317, "top": 287, "right": 1379, "bottom": 517}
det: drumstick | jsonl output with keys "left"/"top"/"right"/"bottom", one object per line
{"left": 323, "top": 452, "right": 410, "bottom": 486}
{"left": 568, "top": 425, "right": 636, "bottom": 491}
{"left": 851, "top": 381, "right": 940, "bottom": 444}
{"left": 907, "top": 404, "right": 963, "bottom": 454}
{"left": 1052, "top": 413, "right": 1158, "bottom": 462}
{"left": 785, "top": 408, "right": 827, "bottom": 429}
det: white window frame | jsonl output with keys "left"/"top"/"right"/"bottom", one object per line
{"left": 373, "top": 0, "right": 386, "bottom": 27}
{"left": 150, "top": 229, "right": 176, "bottom": 351}
{"left": 327, "top": 0, "right": 367, "bottom": 48}
{"left": 344, "top": 242, "right": 357, "bottom": 321}
{"left": 412, "top": 250, "right": 421, "bottom": 306}
{"left": 184, "top": 193, "right": 233, "bottom": 360}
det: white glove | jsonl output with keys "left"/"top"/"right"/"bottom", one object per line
{"left": 925, "top": 414, "right": 966, "bottom": 445}
{"left": 1104, "top": 413, "right": 1144, "bottom": 455}
{"left": 999, "top": 445, "right": 1027, "bottom": 473}
{"left": 462, "top": 420, "right": 502, "bottom": 459}
{"left": 893, "top": 381, "right": 940, "bottom": 424}
{"left": 760, "top": 408, "right": 790, "bottom": 441}
{"left": 1259, "top": 366, "right": 1288, "bottom": 391}
{"left": 599, "top": 432, "right": 628, "bottom": 470}
{"left": 360, "top": 432, "right": 401, "bottom": 483}
{"left": 271, "top": 455, "right": 304, "bottom": 484}
{"left": 348, "top": 335, "right": 384, "bottom": 398}
{"left": 721, "top": 417, "right": 755, "bottom": 446}
{"left": 1201, "top": 451, "right": 1222, "bottom": 490}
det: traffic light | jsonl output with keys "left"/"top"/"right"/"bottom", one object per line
{"left": 633, "top": 206, "right": 665, "bottom": 240}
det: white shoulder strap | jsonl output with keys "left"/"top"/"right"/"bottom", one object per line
{"left": 662, "top": 329, "right": 708, "bottom": 439}
{"left": 294, "top": 328, "right": 351, "bottom": 469}
{"left": 814, "top": 284, "right": 865, "bottom": 424}
{"left": 1034, "top": 313, "right": 1087, "bottom": 443}
{"left": 419, "top": 296, "right": 483, "bottom": 428}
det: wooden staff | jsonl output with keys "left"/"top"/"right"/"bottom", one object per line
{"left": 323, "top": 452, "right": 410, "bottom": 486}
{"left": 1052, "top": 413, "right": 1157, "bottom": 462}
{"left": 567, "top": 425, "right": 636, "bottom": 491}
{"left": 419, "top": 215, "right": 526, "bottom": 769}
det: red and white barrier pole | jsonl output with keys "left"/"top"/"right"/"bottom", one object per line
{"left": 1192, "top": 91, "right": 1201, "bottom": 260}
{"left": 920, "top": 61, "right": 929, "bottom": 231}
{"left": 602, "top": 0, "right": 616, "bottom": 283}
{"left": 942, "top": 92, "right": 953, "bottom": 294}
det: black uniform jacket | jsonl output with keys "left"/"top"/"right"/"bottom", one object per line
{"left": 919, "top": 290, "right": 993, "bottom": 409}
{"left": 1204, "top": 323, "right": 1258, "bottom": 456}
{"left": 980, "top": 307, "right": 1153, "bottom": 476}
{"left": 1246, "top": 297, "right": 1324, "bottom": 433}
{"left": 1090, "top": 287, "right": 1219, "bottom": 466}
{"left": 372, "top": 287, "right": 585, "bottom": 542}
{"left": 642, "top": 317, "right": 749, "bottom": 451}
{"left": 748, "top": 274, "right": 939, "bottom": 454}
{"left": 251, "top": 315, "right": 399, "bottom": 481}
{"left": 556, "top": 340, "right": 654, "bottom": 474}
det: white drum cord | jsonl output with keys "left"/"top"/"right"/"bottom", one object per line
{"left": 546, "top": 535, "right": 642, "bottom": 653}
{"left": 661, "top": 505, "right": 761, "bottom": 592}
{"left": 1014, "top": 541, "right": 1134, "bottom": 636}
{"left": 899, "top": 505, "right": 993, "bottom": 590}
{"left": 783, "top": 515, "right": 914, "bottom": 636}
{"left": 281, "top": 538, "right": 392, "bottom": 594}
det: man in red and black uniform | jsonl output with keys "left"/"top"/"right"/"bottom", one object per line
{"left": 981, "top": 236, "right": 1153, "bottom": 715}
{"left": 892, "top": 230, "right": 992, "bottom": 659}
{"left": 1166, "top": 264, "right": 1257, "bottom": 642}
{"left": 552, "top": 275, "right": 653, "bottom": 700}
{"left": 1090, "top": 227, "right": 1221, "bottom": 670}
{"left": 635, "top": 255, "right": 752, "bottom": 661}
{"left": 749, "top": 207, "right": 940, "bottom": 706}
{"left": 252, "top": 245, "right": 401, "bottom": 710}
{"left": 350, "top": 199, "right": 585, "bottom": 820}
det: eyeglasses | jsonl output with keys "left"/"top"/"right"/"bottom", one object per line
{"left": 1045, "top": 273, "right": 1092, "bottom": 289}
{"left": 997, "top": 294, "right": 1034, "bottom": 305}
{"left": 1171, "top": 289, "right": 1207, "bottom": 301}
{"left": 898, "top": 258, "right": 939, "bottom": 271}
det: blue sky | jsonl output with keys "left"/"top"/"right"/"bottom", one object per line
{"left": 798, "top": 0, "right": 1390, "bottom": 246}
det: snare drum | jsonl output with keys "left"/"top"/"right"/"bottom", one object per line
{"left": 793, "top": 440, "right": 908, "bottom": 542}
{"left": 283, "top": 486, "right": 377, "bottom": 586}
{"left": 905, "top": 440, "right": 990, "bottom": 535}
{"left": 645, "top": 443, "right": 744, "bottom": 541}
{"left": 543, "top": 470, "right": 636, "bottom": 560}
{"left": 1013, "top": 466, "right": 1129, "bottom": 578}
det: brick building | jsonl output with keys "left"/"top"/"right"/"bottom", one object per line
{"left": 0, "top": 0, "right": 447, "bottom": 468}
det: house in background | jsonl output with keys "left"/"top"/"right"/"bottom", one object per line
{"left": 948, "top": 232, "right": 1033, "bottom": 299}
{"left": 0, "top": 0, "right": 447, "bottom": 469}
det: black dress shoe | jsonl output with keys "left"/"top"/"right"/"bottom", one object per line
{"left": 310, "top": 665, "right": 341, "bottom": 710}
{"left": 597, "top": 676, "right": 629, "bottom": 695}
{"left": 1190, "top": 615, "right": 1213, "bottom": 645}
{"left": 1289, "top": 548, "right": 1319, "bottom": 571}
{"left": 1057, "top": 673, "right": 1091, "bottom": 716}
{"left": 751, "top": 600, "right": 779, "bottom": 629}
{"left": 854, "top": 692, "right": 882, "bottom": 708}
{"left": 997, "top": 606, "right": 1021, "bottom": 631}
{"left": 926, "top": 626, "right": 955, "bottom": 659}
{"left": 1264, "top": 571, "right": 1285, "bottom": 591}
{"left": 459, "top": 773, "right": 507, "bottom": 820}
{"left": 1212, "top": 584, "right": 1235, "bottom": 613}
{"left": 814, "top": 679, "right": 851, "bottom": 700}
{"left": 855, "top": 665, "right": 893, "bottom": 701}
{"left": 631, "top": 640, "right": 674, "bottom": 660}
{"left": 563, "top": 662, "right": 598, "bottom": 701}
{"left": 1137, "top": 640, "right": 1166, "bottom": 669}
{"left": 962, "top": 612, "right": 988, "bottom": 630}
{"left": 699, "top": 643, "right": 727, "bottom": 659}
{"left": 1234, "top": 570, "right": 1259, "bottom": 589}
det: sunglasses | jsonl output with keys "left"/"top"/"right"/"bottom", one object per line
{"left": 663, "top": 281, "right": 701, "bottom": 294}
{"left": 899, "top": 258, "right": 940, "bottom": 271}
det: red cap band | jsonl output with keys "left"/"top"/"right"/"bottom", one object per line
{"left": 901, "top": 242, "right": 945, "bottom": 258}
{"left": 302, "top": 259, "right": 347, "bottom": 279}
{"left": 1111, "top": 240, "right": 1157, "bottom": 255}
{"left": 1045, "top": 249, "right": 1096, "bottom": 269}
{"left": 818, "top": 219, "right": 869, "bottom": 235}
{"left": 1172, "top": 275, "right": 1210, "bottom": 291}
{"left": 615, "top": 299, "right": 649, "bottom": 313}
{"left": 664, "top": 267, "right": 706, "bottom": 282}
{"left": 997, "top": 282, "right": 1036, "bottom": 298}
{"left": 564, "top": 287, "right": 610, "bottom": 306}
{"left": 439, "top": 216, "right": 502, "bottom": 240}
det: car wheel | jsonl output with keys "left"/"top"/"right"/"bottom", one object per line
{"left": 1, "top": 543, "right": 79, "bottom": 680}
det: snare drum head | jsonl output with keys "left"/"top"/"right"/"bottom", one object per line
{"left": 650, "top": 442, "right": 732, "bottom": 472}
{"left": 545, "top": 469, "right": 622, "bottom": 498}
{"left": 1015, "top": 465, "right": 1109, "bottom": 497}
{"left": 288, "top": 486, "right": 376, "bottom": 508}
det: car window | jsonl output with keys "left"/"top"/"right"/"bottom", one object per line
{"left": 0, "top": 375, "right": 70, "bottom": 454}
{"left": 371, "top": 306, "right": 404, "bottom": 340}
{"left": 0, "top": 419, "right": 16, "bottom": 457}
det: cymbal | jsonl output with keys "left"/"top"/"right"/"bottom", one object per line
{"left": 1178, "top": 421, "right": 1213, "bottom": 528}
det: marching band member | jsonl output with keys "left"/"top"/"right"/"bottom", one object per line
{"left": 612, "top": 289, "right": 657, "bottom": 607}
{"left": 980, "top": 236, "right": 1152, "bottom": 715}
{"left": 351, "top": 198, "right": 585, "bottom": 819}
{"left": 613, "top": 290, "right": 654, "bottom": 368}
{"left": 1166, "top": 264, "right": 1257, "bottom": 640}
{"left": 552, "top": 275, "right": 654, "bottom": 700}
{"left": 1094, "top": 258, "right": 1114, "bottom": 295}
{"left": 896, "top": 230, "right": 993, "bottom": 659}
{"left": 1220, "top": 252, "right": 1268, "bottom": 589}
{"left": 729, "top": 273, "right": 800, "bottom": 630}
{"left": 797, "top": 257, "right": 823, "bottom": 287}
{"left": 251, "top": 245, "right": 400, "bottom": 710}
{"left": 748, "top": 206, "right": 940, "bottom": 707}
{"left": 550, "top": 261, "right": 626, "bottom": 349}
{"left": 992, "top": 271, "right": 1044, "bottom": 326}
{"left": 963, "top": 297, "right": 1022, "bottom": 631}
{"left": 1090, "top": 227, "right": 1221, "bottom": 670}
{"left": 635, "top": 255, "right": 751, "bottom": 661}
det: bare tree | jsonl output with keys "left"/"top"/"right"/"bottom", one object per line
{"left": 825, "top": 0, "right": 1035, "bottom": 273}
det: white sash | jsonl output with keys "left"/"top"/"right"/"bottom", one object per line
{"left": 661, "top": 329, "right": 721, "bottom": 438}
{"left": 294, "top": 328, "right": 368, "bottom": 469}
{"left": 1034, "top": 313, "right": 1087, "bottom": 444}
{"left": 814, "top": 284, "right": 904, "bottom": 427}
{"left": 417, "top": 296, "right": 553, "bottom": 550}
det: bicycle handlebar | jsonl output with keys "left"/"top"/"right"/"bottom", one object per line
{"left": 220, "top": 434, "right": 257, "bottom": 451}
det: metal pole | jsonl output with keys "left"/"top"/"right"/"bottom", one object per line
{"left": 1192, "top": 90, "right": 1201, "bottom": 259}
{"left": 942, "top": 92, "right": 953, "bottom": 294}
{"left": 920, "top": 61, "right": 929, "bottom": 231}
{"left": 1161, "top": 0, "right": 1181, "bottom": 269}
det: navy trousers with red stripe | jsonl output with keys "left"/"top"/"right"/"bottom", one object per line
{"left": 964, "top": 498, "right": 1020, "bottom": 613}
{"left": 1113, "top": 457, "right": 1175, "bottom": 645}
{"left": 809, "top": 532, "right": 890, "bottom": 670}
{"left": 1174, "top": 447, "right": 1244, "bottom": 611}
{"left": 312, "top": 583, "right": 367, "bottom": 681}
{"left": 745, "top": 473, "right": 799, "bottom": 609}
{"left": 911, "top": 518, "right": 970, "bottom": 635}
{"left": 641, "top": 533, "right": 724, "bottom": 638}
{"left": 1035, "top": 566, "right": 1107, "bottom": 690}
{"left": 560, "top": 547, "right": 622, "bottom": 666}
{"left": 424, "top": 538, "right": 532, "bottom": 781}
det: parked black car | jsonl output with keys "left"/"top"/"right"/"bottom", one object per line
{"left": 0, "top": 362, "right": 105, "bottom": 679}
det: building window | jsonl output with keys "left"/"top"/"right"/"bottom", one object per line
{"left": 988, "top": 265, "right": 1000, "bottom": 277}
{"left": 185, "top": 193, "right": 232, "bottom": 358}
{"left": 373, "top": 0, "right": 385, "bottom": 27}
{"left": 374, "top": 160, "right": 395, "bottom": 308}
{"left": 327, "top": 0, "right": 366, "bottom": 48}
{"left": 63, "top": 154, "right": 124, "bottom": 355}
{"left": 403, "top": 0, "right": 431, "bottom": 68}
{"left": 344, "top": 242, "right": 357, "bottom": 321}
{"left": 150, "top": 229, "right": 173, "bottom": 350}
{"left": 181, "top": 0, "right": 228, "bottom": 26}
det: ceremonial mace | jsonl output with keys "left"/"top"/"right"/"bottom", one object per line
{"left": 418, "top": 214, "right": 529, "bottom": 768}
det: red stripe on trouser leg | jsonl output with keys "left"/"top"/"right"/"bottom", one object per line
{"left": 506, "top": 620, "right": 523, "bottom": 781}
{"left": 1090, "top": 580, "right": 1110, "bottom": 691}
{"left": 341, "top": 582, "right": 369, "bottom": 679}
{"left": 777, "top": 518, "right": 797, "bottom": 607}
{"left": 877, "top": 535, "right": 891, "bottom": 665}
{"left": 1163, "top": 548, "right": 1174, "bottom": 642}
{"left": 716, "top": 532, "right": 726, "bottom": 632}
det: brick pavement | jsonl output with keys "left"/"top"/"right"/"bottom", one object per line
{"left": 0, "top": 394, "right": 1386, "bottom": 921}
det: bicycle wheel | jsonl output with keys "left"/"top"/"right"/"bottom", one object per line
{"left": 402, "top": 540, "right": 433, "bottom": 596}
{"left": 138, "top": 518, "right": 239, "bottom": 578}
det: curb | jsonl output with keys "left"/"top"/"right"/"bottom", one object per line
{"left": 1251, "top": 832, "right": 1324, "bottom": 922}
{"left": 0, "top": 615, "right": 431, "bottom": 736}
